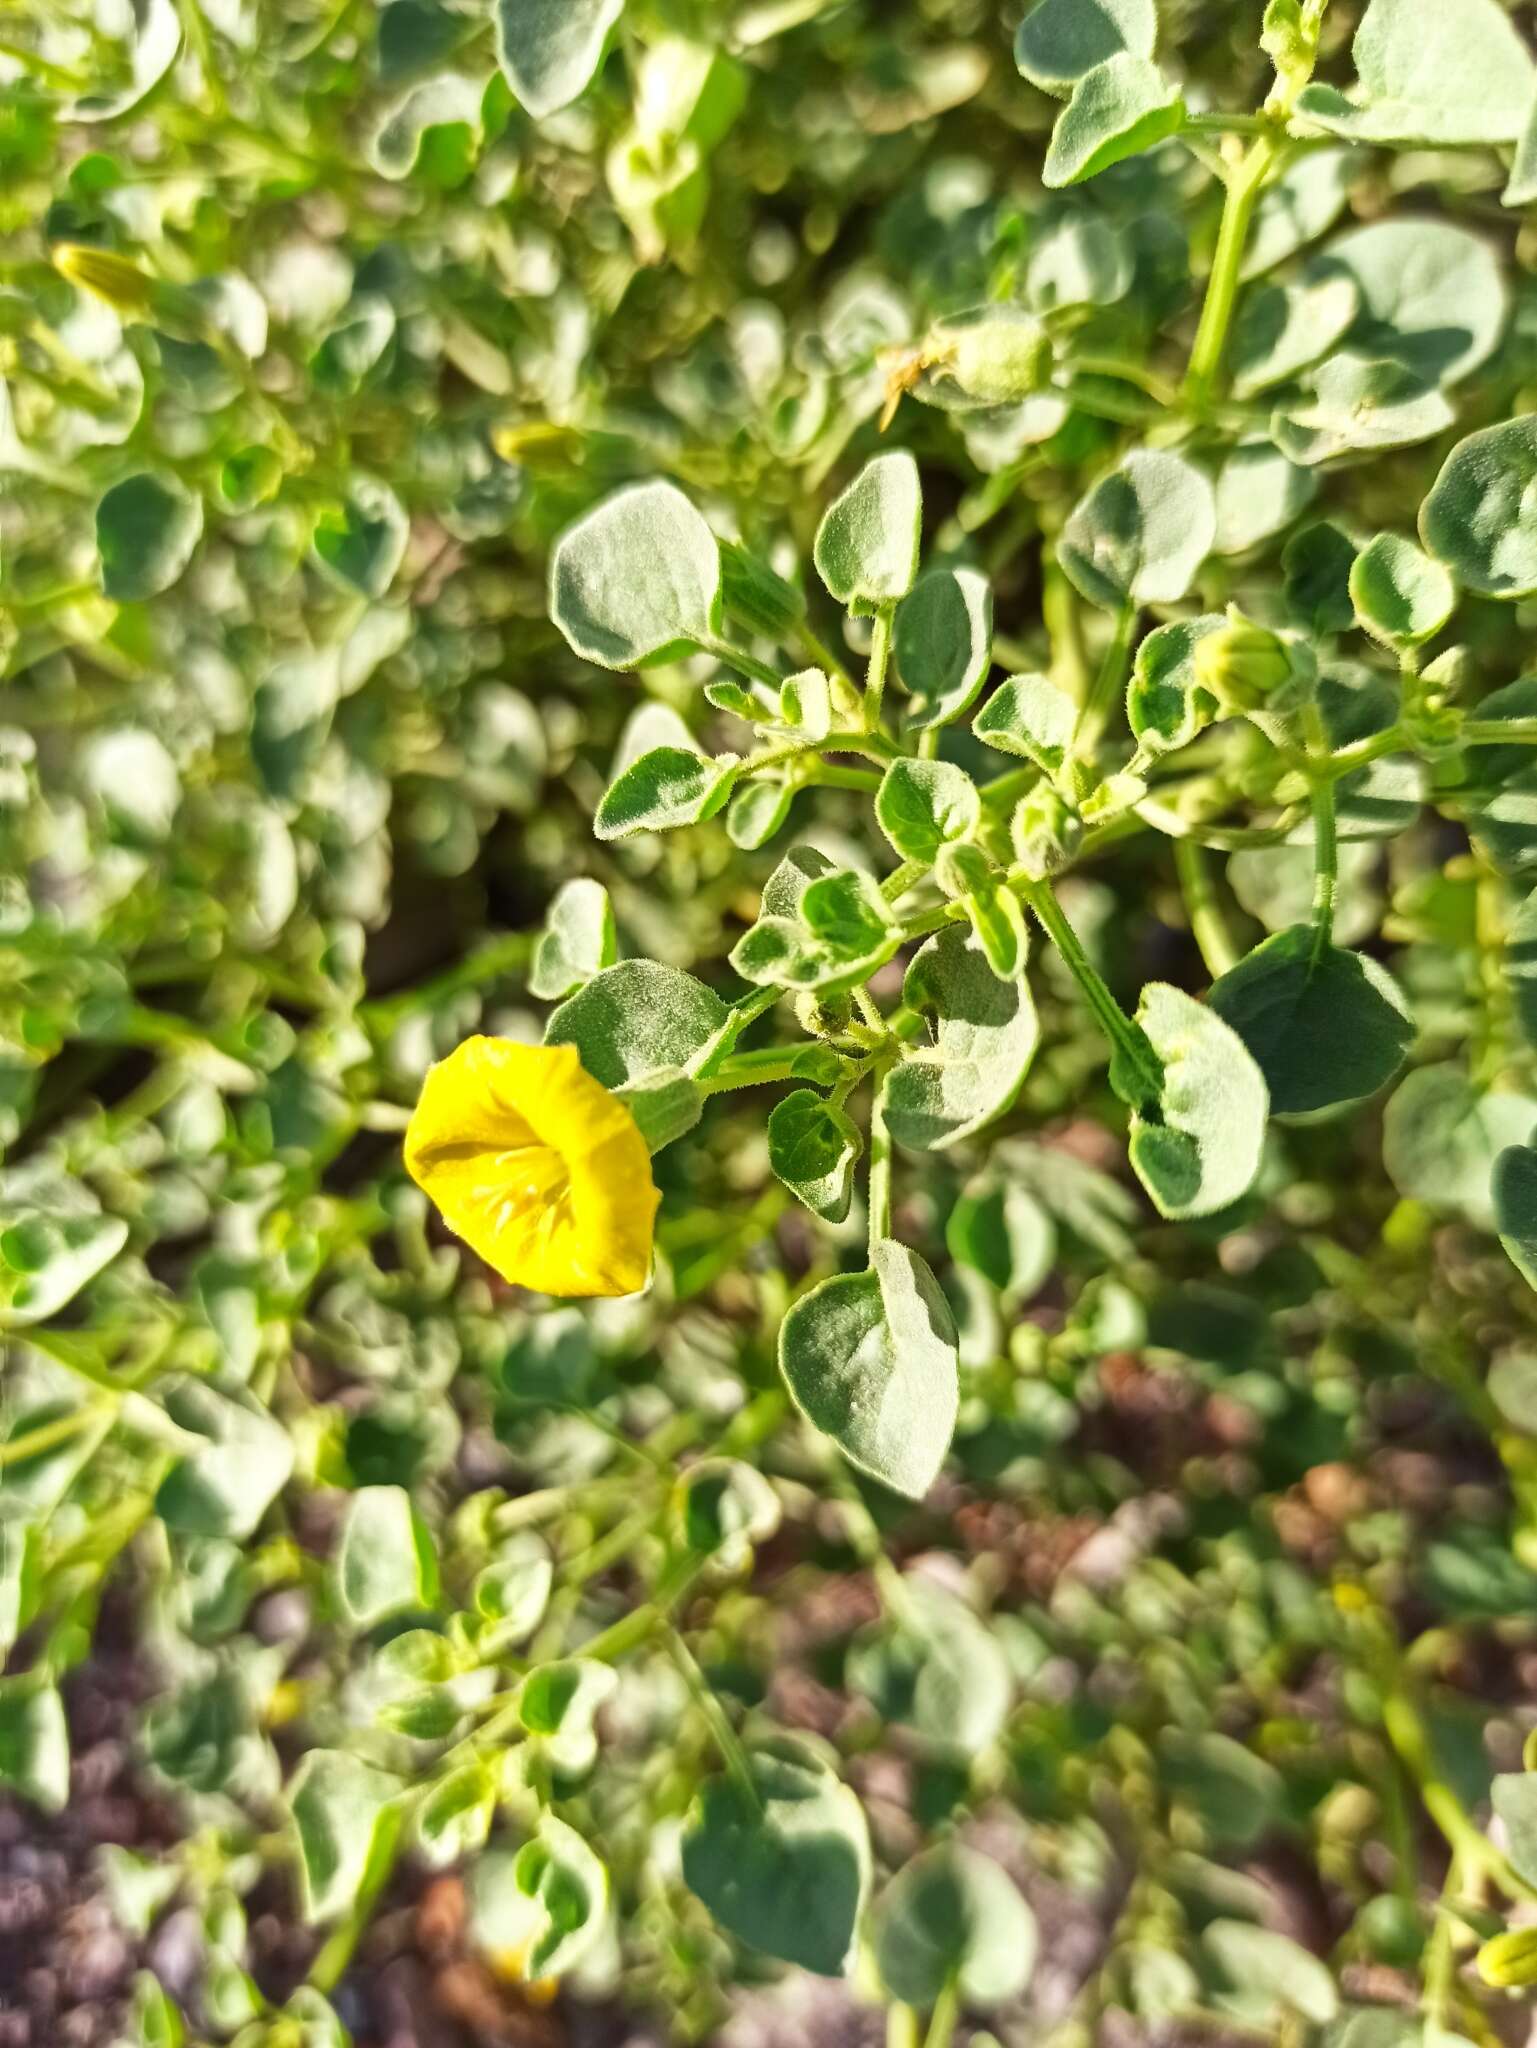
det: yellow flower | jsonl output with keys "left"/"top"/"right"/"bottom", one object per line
{"left": 404, "top": 1037, "right": 659, "bottom": 1298}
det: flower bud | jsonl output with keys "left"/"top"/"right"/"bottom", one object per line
{"left": 1193, "top": 615, "right": 1293, "bottom": 712}
{"left": 1011, "top": 785, "right": 1082, "bottom": 880}
{"left": 52, "top": 242, "right": 156, "bottom": 315}
{"left": 52, "top": 243, "right": 204, "bottom": 334}
{"left": 919, "top": 308, "right": 1053, "bottom": 410}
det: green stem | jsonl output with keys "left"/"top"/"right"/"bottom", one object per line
{"left": 1073, "top": 599, "right": 1137, "bottom": 757}
{"left": 864, "top": 605, "right": 896, "bottom": 733}
{"left": 1183, "top": 131, "right": 1286, "bottom": 407}
{"left": 1023, "top": 880, "right": 1163, "bottom": 1110}
{"left": 1064, "top": 353, "right": 1178, "bottom": 406}
{"left": 807, "top": 762, "right": 883, "bottom": 793}
{"left": 886, "top": 2007, "right": 921, "bottom": 2048}
{"left": 0, "top": 1403, "right": 112, "bottom": 1468}
{"left": 921, "top": 1978, "right": 960, "bottom": 2048}
{"left": 700, "top": 1048, "right": 805, "bottom": 1094}
{"left": 867, "top": 1082, "right": 893, "bottom": 1254}
{"left": 691, "top": 987, "right": 781, "bottom": 1079}
{"left": 709, "top": 639, "right": 784, "bottom": 689}
{"left": 1175, "top": 838, "right": 1241, "bottom": 977}
{"left": 664, "top": 1623, "right": 761, "bottom": 1808}
{"left": 1310, "top": 769, "right": 1338, "bottom": 961}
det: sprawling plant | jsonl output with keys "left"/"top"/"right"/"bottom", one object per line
{"left": 11, "top": 0, "right": 1537, "bottom": 2043}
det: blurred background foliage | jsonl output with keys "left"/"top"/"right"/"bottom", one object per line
{"left": 7, "top": 0, "right": 1537, "bottom": 2045}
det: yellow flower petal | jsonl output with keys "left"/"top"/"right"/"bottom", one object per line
{"left": 404, "top": 1037, "right": 659, "bottom": 1298}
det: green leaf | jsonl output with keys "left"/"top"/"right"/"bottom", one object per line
{"left": 546, "top": 960, "right": 728, "bottom": 1087}
{"left": 813, "top": 451, "right": 921, "bottom": 613}
{"left": 1295, "top": 0, "right": 1535, "bottom": 145}
{"left": 677, "top": 1458, "right": 781, "bottom": 1561}
{"left": 1014, "top": 0, "right": 1157, "bottom": 94}
{"left": 529, "top": 879, "right": 617, "bottom": 1001}
{"left": 494, "top": 0, "right": 623, "bottom": 118}
{"left": 334, "top": 1485, "right": 441, "bottom": 1628}
{"left": 69, "top": 0, "right": 182, "bottom": 122}
{"left": 1229, "top": 274, "right": 1357, "bottom": 400}
{"left": 1506, "top": 92, "right": 1537, "bottom": 207}
{"left": 1349, "top": 532, "right": 1456, "bottom": 646}
{"left": 1493, "top": 1774, "right": 1537, "bottom": 1886}
{"left": 96, "top": 473, "right": 203, "bottom": 602}
{"left": 946, "top": 1178, "right": 1056, "bottom": 1301}
{"left": 893, "top": 568, "right": 993, "bottom": 729}
{"left": 312, "top": 476, "right": 409, "bottom": 598}
{"left": 719, "top": 541, "right": 805, "bottom": 641}
{"left": 0, "top": 1680, "right": 68, "bottom": 1813}
{"left": 1160, "top": 1729, "right": 1288, "bottom": 1847}
{"left": 882, "top": 924, "right": 1039, "bottom": 1151}
{"left": 779, "top": 667, "right": 832, "bottom": 740}
{"left": 550, "top": 480, "right": 722, "bottom": 668}
{"left": 726, "top": 778, "right": 794, "bottom": 850}
{"left": 1201, "top": 1920, "right": 1339, "bottom": 2026}
{"left": 680, "top": 1735, "right": 872, "bottom": 1975}
{"left": 1026, "top": 214, "right": 1131, "bottom": 310}
{"left": 1382, "top": 1064, "right": 1537, "bottom": 1229}
{"left": 1059, "top": 449, "right": 1215, "bottom": 610}
{"left": 1312, "top": 219, "right": 1508, "bottom": 388}
{"left": 1284, "top": 520, "right": 1361, "bottom": 636}
{"left": 1275, "top": 353, "right": 1455, "bottom": 466}
{"left": 973, "top": 672, "right": 1077, "bottom": 775}
{"left": 126, "top": 1972, "right": 185, "bottom": 2048}
{"left": 1044, "top": 55, "right": 1183, "bottom": 188}
{"left": 470, "top": 1820, "right": 609, "bottom": 1979}
{"left": 732, "top": 865, "right": 900, "bottom": 994}
{"left": 287, "top": 1750, "right": 403, "bottom": 1922}
{"left": 1509, "top": 886, "right": 1537, "bottom": 1053}
{"left": 963, "top": 872, "right": 1030, "bottom": 979}
{"left": 876, "top": 758, "right": 980, "bottom": 863}
{"left": 153, "top": 1376, "right": 295, "bottom": 1542}
{"left": 779, "top": 1239, "right": 959, "bottom": 1499}
{"left": 846, "top": 1578, "right": 1013, "bottom": 1755}
{"left": 517, "top": 1659, "right": 616, "bottom": 1773}
{"left": 1213, "top": 441, "right": 1318, "bottom": 557}
{"left": 1127, "top": 616, "right": 1223, "bottom": 756}
{"left": 1207, "top": 927, "right": 1414, "bottom": 1115}
{"left": 1421, "top": 418, "right": 1537, "bottom": 601}
{"left": 594, "top": 744, "right": 741, "bottom": 840}
{"left": 1495, "top": 1141, "right": 1537, "bottom": 1289}
{"left": 767, "top": 1089, "right": 862, "bottom": 1223}
{"left": 873, "top": 1845, "right": 1037, "bottom": 2010}
{"left": 1128, "top": 984, "right": 1268, "bottom": 1220}
{"left": 0, "top": 1206, "right": 127, "bottom": 1328}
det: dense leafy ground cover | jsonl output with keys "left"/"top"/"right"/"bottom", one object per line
{"left": 10, "top": 0, "right": 1537, "bottom": 2043}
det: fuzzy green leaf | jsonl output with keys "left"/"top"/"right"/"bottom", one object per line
{"left": 550, "top": 481, "right": 723, "bottom": 668}
{"left": 1128, "top": 984, "right": 1268, "bottom": 1219}
{"left": 96, "top": 473, "right": 203, "bottom": 602}
{"left": 1207, "top": 927, "right": 1414, "bottom": 1115}
{"left": 1060, "top": 449, "right": 1215, "bottom": 610}
{"left": 881, "top": 924, "right": 1038, "bottom": 1151}
{"left": 1044, "top": 55, "right": 1183, "bottom": 189}
{"left": 893, "top": 567, "right": 993, "bottom": 728}
{"left": 681, "top": 1736, "right": 871, "bottom": 1976}
{"left": 767, "top": 1089, "right": 862, "bottom": 1223}
{"left": 779, "top": 1240, "right": 959, "bottom": 1499}
{"left": 813, "top": 452, "right": 921, "bottom": 613}
{"left": 1421, "top": 418, "right": 1537, "bottom": 601}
